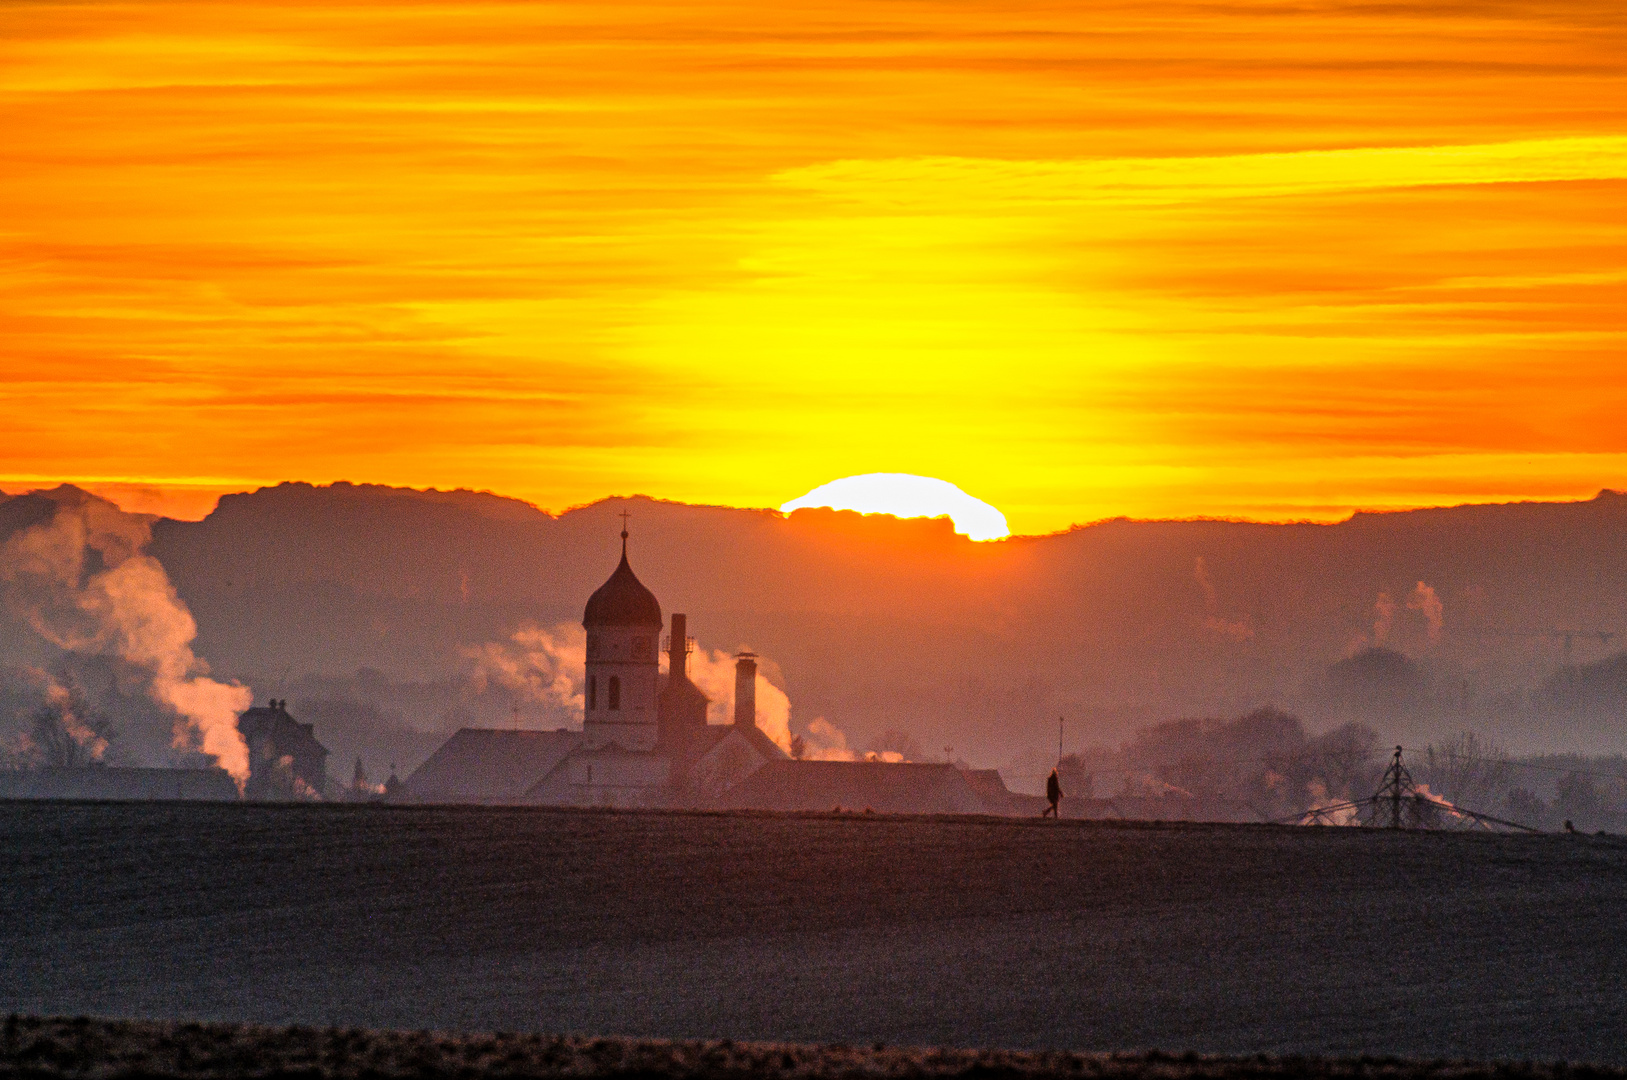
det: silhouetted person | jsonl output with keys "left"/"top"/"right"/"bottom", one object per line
{"left": 1044, "top": 768, "right": 1062, "bottom": 818}
{"left": 1565, "top": 819, "right": 1577, "bottom": 834}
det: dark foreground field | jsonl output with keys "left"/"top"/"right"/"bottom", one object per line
{"left": 8, "top": 1017, "right": 1627, "bottom": 1080}
{"left": 2, "top": 803, "right": 1626, "bottom": 1063}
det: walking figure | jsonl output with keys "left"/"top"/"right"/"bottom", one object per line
{"left": 1044, "top": 768, "right": 1062, "bottom": 818}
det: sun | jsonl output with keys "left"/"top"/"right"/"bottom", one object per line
{"left": 780, "top": 474, "right": 1011, "bottom": 541}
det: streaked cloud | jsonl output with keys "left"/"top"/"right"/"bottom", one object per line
{"left": 2, "top": 0, "right": 1625, "bottom": 530}
{"left": 779, "top": 136, "right": 1627, "bottom": 206}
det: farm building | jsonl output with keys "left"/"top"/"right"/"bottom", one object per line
{"left": 237, "top": 699, "right": 330, "bottom": 799}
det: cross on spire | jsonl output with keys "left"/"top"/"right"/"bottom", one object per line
{"left": 619, "top": 508, "right": 631, "bottom": 554}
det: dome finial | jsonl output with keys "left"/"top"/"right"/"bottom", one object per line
{"left": 618, "top": 508, "right": 630, "bottom": 555}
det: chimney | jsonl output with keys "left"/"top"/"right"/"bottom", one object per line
{"left": 669, "top": 614, "right": 688, "bottom": 679}
{"left": 733, "top": 652, "right": 757, "bottom": 728}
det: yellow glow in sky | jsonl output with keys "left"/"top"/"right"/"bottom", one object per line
{"left": 2, "top": 0, "right": 1625, "bottom": 531}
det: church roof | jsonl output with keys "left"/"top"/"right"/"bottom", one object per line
{"left": 583, "top": 548, "right": 663, "bottom": 629}
{"left": 402, "top": 728, "right": 579, "bottom": 804}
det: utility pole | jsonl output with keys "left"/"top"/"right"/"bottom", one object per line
{"left": 1370, "top": 745, "right": 1412, "bottom": 829}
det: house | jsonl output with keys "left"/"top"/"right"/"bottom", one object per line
{"left": 236, "top": 699, "right": 330, "bottom": 799}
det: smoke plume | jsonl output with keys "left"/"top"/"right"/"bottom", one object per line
{"left": 1193, "top": 556, "right": 1253, "bottom": 641}
{"left": 683, "top": 644, "right": 796, "bottom": 752}
{"left": 39, "top": 670, "right": 111, "bottom": 764}
{"left": 464, "top": 623, "right": 586, "bottom": 721}
{"left": 1193, "top": 557, "right": 1217, "bottom": 608}
{"left": 1407, "top": 581, "right": 1444, "bottom": 643}
{"left": 0, "top": 494, "right": 251, "bottom": 781}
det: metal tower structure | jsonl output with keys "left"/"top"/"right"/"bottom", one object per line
{"left": 1288, "top": 746, "right": 1539, "bottom": 832}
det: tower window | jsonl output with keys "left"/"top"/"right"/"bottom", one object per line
{"left": 587, "top": 676, "right": 597, "bottom": 710}
{"left": 608, "top": 676, "right": 621, "bottom": 710}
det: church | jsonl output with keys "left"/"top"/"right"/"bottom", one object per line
{"left": 403, "top": 528, "right": 787, "bottom": 807}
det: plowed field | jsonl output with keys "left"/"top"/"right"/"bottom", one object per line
{"left": 3, "top": 803, "right": 1624, "bottom": 1061}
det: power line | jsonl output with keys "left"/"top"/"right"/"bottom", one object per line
{"left": 1399, "top": 746, "right": 1627, "bottom": 786}
{"left": 1010, "top": 744, "right": 1627, "bottom": 788}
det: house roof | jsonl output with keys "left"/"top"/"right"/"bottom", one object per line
{"left": 721, "top": 760, "right": 990, "bottom": 815}
{"left": 733, "top": 722, "right": 789, "bottom": 761}
{"left": 0, "top": 767, "right": 239, "bottom": 802}
{"left": 237, "top": 706, "right": 329, "bottom": 760}
{"left": 958, "top": 768, "right": 1025, "bottom": 814}
{"left": 402, "top": 728, "right": 580, "bottom": 804}
{"left": 658, "top": 672, "right": 710, "bottom": 708}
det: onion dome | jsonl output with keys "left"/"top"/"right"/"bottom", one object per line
{"left": 583, "top": 538, "right": 663, "bottom": 629}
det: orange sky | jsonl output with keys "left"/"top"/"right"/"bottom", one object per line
{"left": 2, "top": 0, "right": 1625, "bottom": 533}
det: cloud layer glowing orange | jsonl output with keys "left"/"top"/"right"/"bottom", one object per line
{"left": 2, "top": 0, "right": 1625, "bottom": 532}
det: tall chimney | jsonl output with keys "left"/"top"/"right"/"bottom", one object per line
{"left": 733, "top": 653, "right": 757, "bottom": 728}
{"left": 669, "top": 614, "right": 688, "bottom": 679}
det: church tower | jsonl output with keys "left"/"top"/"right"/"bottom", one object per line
{"left": 581, "top": 522, "right": 663, "bottom": 752}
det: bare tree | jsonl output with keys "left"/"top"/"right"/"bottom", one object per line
{"left": 1307, "top": 722, "right": 1382, "bottom": 801}
{"left": 865, "top": 728, "right": 925, "bottom": 762}
{"left": 1420, "top": 731, "right": 1512, "bottom": 809}
{"left": 28, "top": 672, "right": 116, "bottom": 769}
{"left": 1056, "top": 753, "right": 1095, "bottom": 800}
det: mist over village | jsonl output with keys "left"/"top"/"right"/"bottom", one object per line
{"left": 4, "top": 480, "right": 1626, "bottom": 831}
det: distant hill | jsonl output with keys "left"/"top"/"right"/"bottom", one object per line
{"left": 6, "top": 481, "right": 1627, "bottom": 778}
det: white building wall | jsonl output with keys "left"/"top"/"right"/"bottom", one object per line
{"left": 583, "top": 625, "right": 660, "bottom": 751}
{"left": 527, "top": 751, "right": 672, "bottom": 808}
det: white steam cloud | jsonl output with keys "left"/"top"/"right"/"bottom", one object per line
{"left": 1357, "top": 582, "right": 1443, "bottom": 652}
{"left": 681, "top": 645, "right": 795, "bottom": 752}
{"left": 1407, "top": 581, "right": 1445, "bottom": 643}
{"left": 0, "top": 495, "right": 251, "bottom": 781}
{"left": 464, "top": 623, "right": 587, "bottom": 722}
{"left": 1193, "top": 556, "right": 1253, "bottom": 641}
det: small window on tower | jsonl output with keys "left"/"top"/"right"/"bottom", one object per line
{"left": 608, "top": 676, "right": 621, "bottom": 710}
{"left": 587, "top": 675, "right": 597, "bottom": 710}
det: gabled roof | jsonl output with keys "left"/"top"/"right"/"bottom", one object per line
{"left": 690, "top": 722, "right": 789, "bottom": 763}
{"left": 958, "top": 768, "right": 1021, "bottom": 814}
{"left": 722, "top": 760, "right": 989, "bottom": 815}
{"left": 658, "top": 672, "right": 710, "bottom": 707}
{"left": 237, "top": 706, "right": 329, "bottom": 760}
{"left": 734, "top": 723, "right": 790, "bottom": 761}
{"left": 402, "top": 728, "right": 580, "bottom": 804}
